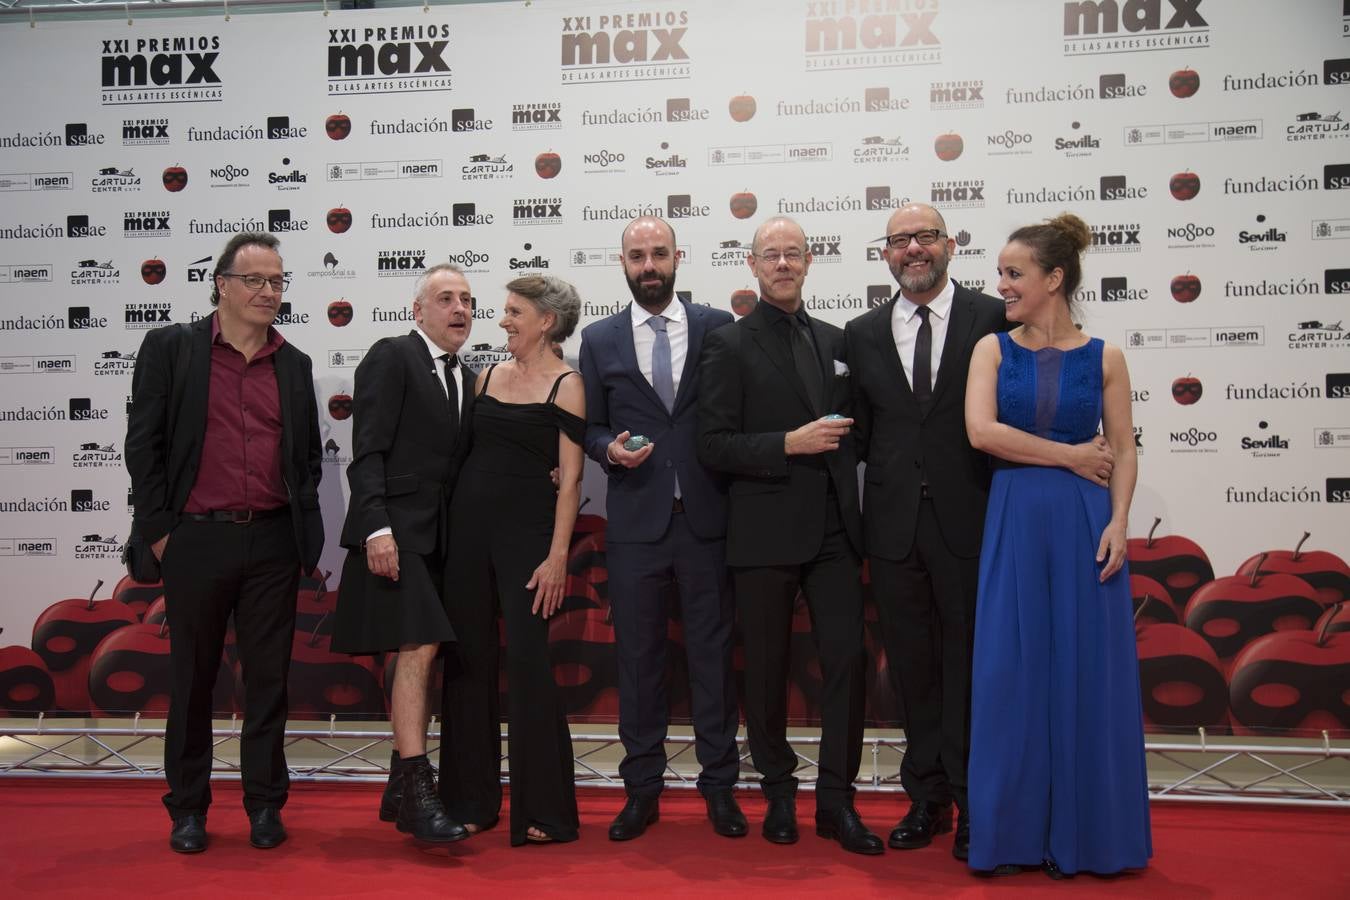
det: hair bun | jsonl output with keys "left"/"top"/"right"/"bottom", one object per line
{"left": 1047, "top": 212, "right": 1091, "bottom": 254}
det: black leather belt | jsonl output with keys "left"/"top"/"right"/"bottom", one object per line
{"left": 672, "top": 498, "right": 684, "bottom": 513}
{"left": 182, "top": 507, "right": 288, "bottom": 524}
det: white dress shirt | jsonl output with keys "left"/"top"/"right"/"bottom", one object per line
{"left": 890, "top": 278, "right": 956, "bottom": 394}
{"left": 630, "top": 297, "right": 688, "bottom": 398}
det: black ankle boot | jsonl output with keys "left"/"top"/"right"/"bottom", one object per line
{"left": 379, "top": 750, "right": 405, "bottom": 822}
{"left": 395, "top": 757, "right": 469, "bottom": 843}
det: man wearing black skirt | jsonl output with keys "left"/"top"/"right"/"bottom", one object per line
{"left": 333, "top": 264, "right": 476, "bottom": 842}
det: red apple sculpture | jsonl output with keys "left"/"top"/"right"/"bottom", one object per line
{"left": 296, "top": 570, "right": 337, "bottom": 634}
{"left": 31, "top": 580, "right": 137, "bottom": 714}
{"left": 548, "top": 604, "right": 617, "bottom": 718}
{"left": 1316, "top": 602, "right": 1350, "bottom": 637}
{"left": 1236, "top": 532, "right": 1350, "bottom": 607}
{"left": 0, "top": 628, "right": 56, "bottom": 715}
{"left": 1228, "top": 615, "right": 1350, "bottom": 735}
{"left": 1185, "top": 554, "right": 1323, "bottom": 664}
{"left": 1135, "top": 617, "right": 1229, "bottom": 730}
{"left": 1126, "top": 517, "right": 1215, "bottom": 610}
{"left": 1131, "top": 577, "right": 1180, "bottom": 626}
{"left": 1171, "top": 375, "right": 1202, "bottom": 405}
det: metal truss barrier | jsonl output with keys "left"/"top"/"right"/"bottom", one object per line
{"left": 2, "top": 716, "right": 1347, "bottom": 808}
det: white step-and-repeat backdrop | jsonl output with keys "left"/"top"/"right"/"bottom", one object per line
{"left": 0, "top": 0, "right": 1346, "bottom": 731}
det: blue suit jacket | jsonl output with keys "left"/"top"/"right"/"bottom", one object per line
{"left": 578, "top": 299, "right": 732, "bottom": 543}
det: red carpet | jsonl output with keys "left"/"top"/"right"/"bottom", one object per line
{"left": 0, "top": 781, "right": 1344, "bottom": 898}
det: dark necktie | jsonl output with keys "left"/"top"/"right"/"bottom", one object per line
{"left": 790, "top": 315, "right": 824, "bottom": 417}
{"left": 913, "top": 305, "right": 932, "bottom": 412}
{"left": 646, "top": 316, "right": 675, "bottom": 413}
{"left": 440, "top": 353, "right": 460, "bottom": 433}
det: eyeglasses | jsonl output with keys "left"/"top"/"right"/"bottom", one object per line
{"left": 752, "top": 249, "right": 807, "bottom": 265}
{"left": 883, "top": 229, "right": 946, "bottom": 248}
{"left": 220, "top": 272, "right": 290, "bottom": 293}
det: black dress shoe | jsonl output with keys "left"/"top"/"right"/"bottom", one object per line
{"left": 761, "top": 797, "right": 798, "bottom": 844}
{"left": 248, "top": 808, "right": 287, "bottom": 849}
{"left": 608, "top": 795, "right": 659, "bottom": 841}
{"left": 815, "top": 806, "right": 884, "bottom": 856}
{"left": 704, "top": 790, "right": 748, "bottom": 838}
{"left": 169, "top": 814, "right": 207, "bottom": 854}
{"left": 379, "top": 750, "right": 405, "bottom": 822}
{"left": 396, "top": 758, "right": 469, "bottom": 843}
{"left": 1042, "top": 859, "right": 1073, "bottom": 880}
{"left": 952, "top": 808, "right": 970, "bottom": 860}
{"left": 888, "top": 800, "right": 952, "bottom": 850}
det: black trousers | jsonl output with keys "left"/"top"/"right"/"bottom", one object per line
{"left": 160, "top": 515, "right": 300, "bottom": 819}
{"left": 870, "top": 498, "right": 980, "bottom": 810}
{"left": 609, "top": 510, "right": 739, "bottom": 799}
{"left": 733, "top": 502, "right": 865, "bottom": 813}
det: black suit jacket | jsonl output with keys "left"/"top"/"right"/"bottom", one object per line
{"left": 846, "top": 283, "right": 1007, "bottom": 561}
{"left": 126, "top": 315, "right": 324, "bottom": 572}
{"left": 338, "top": 330, "right": 476, "bottom": 556}
{"left": 579, "top": 300, "right": 732, "bottom": 543}
{"left": 697, "top": 301, "right": 862, "bottom": 567}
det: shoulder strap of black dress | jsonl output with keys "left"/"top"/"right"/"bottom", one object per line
{"left": 479, "top": 363, "right": 498, "bottom": 394}
{"left": 545, "top": 370, "right": 575, "bottom": 404}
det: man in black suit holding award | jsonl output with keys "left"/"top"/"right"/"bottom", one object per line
{"left": 578, "top": 216, "right": 743, "bottom": 842}
{"left": 332, "top": 264, "right": 476, "bottom": 844}
{"left": 697, "top": 216, "right": 881, "bottom": 855}
{"left": 845, "top": 203, "right": 1010, "bottom": 860}
{"left": 127, "top": 232, "right": 324, "bottom": 853}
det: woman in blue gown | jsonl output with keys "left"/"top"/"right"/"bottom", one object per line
{"left": 964, "top": 213, "right": 1151, "bottom": 878}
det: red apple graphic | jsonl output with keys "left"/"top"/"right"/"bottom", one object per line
{"left": 1236, "top": 532, "right": 1350, "bottom": 606}
{"left": 112, "top": 574, "right": 164, "bottom": 621}
{"left": 326, "top": 206, "right": 353, "bottom": 234}
{"left": 1126, "top": 517, "right": 1215, "bottom": 609}
{"left": 328, "top": 393, "right": 353, "bottom": 421}
{"left": 161, "top": 165, "right": 188, "bottom": 192}
{"left": 1168, "top": 68, "right": 1200, "bottom": 98}
{"left": 729, "top": 191, "right": 757, "bottom": 220}
{"left": 1170, "top": 273, "right": 1201, "bottom": 303}
{"left": 1228, "top": 615, "right": 1350, "bottom": 735}
{"left": 1171, "top": 375, "right": 1202, "bottom": 405}
{"left": 1185, "top": 554, "right": 1323, "bottom": 665}
{"left": 325, "top": 113, "right": 352, "bottom": 141}
{"left": 287, "top": 612, "right": 385, "bottom": 719}
{"left": 30, "top": 580, "right": 137, "bottom": 714}
{"left": 1131, "top": 577, "right": 1180, "bottom": 625}
{"left": 1135, "top": 616, "right": 1229, "bottom": 730}
{"left": 0, "top": 628, "right": 56, "bottom": 715}
{"left": 934, "top": 132, "right": 964, "bottom": 161}
{"left": 728, "top": 94, "right": 757, "bottom": 122}
{"left": 1169, "top": 171, "right": 1201, "bottom": 201}
{"left": 1316, "top": 601, "right": 1350, "bottom": 638}
{"left": 535, "top": 151, "right": 562, "bottom": 179}
{"left": 730, "top": 289, "right": 758, "bottom": 317}
{"left": 143, "top": 596, "right": 168, "bottom": 627}
{"left": 140, "top": 258, "right": 167, "bottom": 286}
{"left": 327, "top": 299, "right": 353, "bottom": 327}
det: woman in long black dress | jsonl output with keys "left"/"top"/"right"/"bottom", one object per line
{"left": 439, "top": 274, "right": 586, "bottom": 846}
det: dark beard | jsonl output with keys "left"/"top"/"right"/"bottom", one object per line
{"left": 626, "top": 270, "right": 675, "bottom": 310}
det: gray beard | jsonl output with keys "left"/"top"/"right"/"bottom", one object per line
{"left": 898, "top": 262, "right": 946, "bottom": 295}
